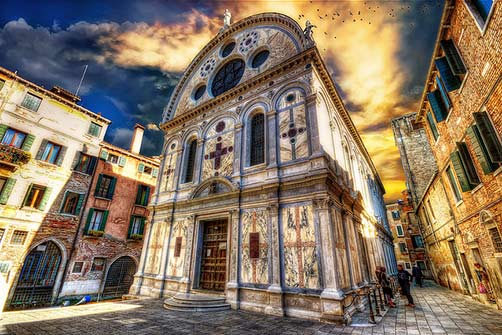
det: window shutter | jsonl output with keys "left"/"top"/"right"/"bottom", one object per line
{"left": 436, "top": 76, "right": 451, "bottom": 111}
{"left": 56, "top": 146, "right": 67, "bottom": 166}
{"left": 138, "top": 162, "right": 145, "bottom": 173}
{"left": 118, "top": 156, "right": 127, "bottom": 167}
{"left": 100, "top": 210, "right": 109, "bottom": 231}
{"left": 22, "top": 184, "right": 34, "bottom": 207}
{"left": 36, "top": 139, "right": 49, "bottom": 160}
{"left": 466, "top": 125, "right": 497, "bottom": 174}
{"left": 440, "top": 39, "right": 466, "bottom": 75}
{"left": 99, "top": 150, "right": 109, "bottom": 160}
{"left": 427, "top": 90, "right": 447, "bottom": 122}
{"left": 0, "top": 124, "right": 8, "bottom": 141}
{"left": 152, "top": 168, "right": 159, "bottom": 178}
{"left": 94, "top": 174, "right": 103, "bottom": 196}
{"left": 457, "top": 142, "right": 480, "bottom": 186}
{"left": 21, "top": 134, "right": 36, "bottom": 151}
{"left": 84, "top": 208, "right": 94, "bottom": 234}
{"left": 140, "top": 217, "right": 145, "bottom": 235}
{"left": 128, "top": 216, "right": 134, "bottom": 238}
{"left": 38, "top": 187, "right": 52, "bottom": 211}
{"left": 450, "top": 151, "right": 471, "bottom": 192}
{"left": 75, "top": 193, "right": 85, "bottom": 215}
{"left": 72, "top": 151, "right": 82, "bottom": 170}
{"left": 144, "top": 186, "right": 150, "bottom": 206}
{"left": 435, "top": 57, "right": 461, "bottom": 91}
{"left": 87, "top": 156, "right": 98, "bottom": 175}
{"left": 0, "top": 178, "right": 16, "bottom": 205}
{"left": 426, "top": 111, "right": 439, "bottom": 140}
{"left": 135, "top": 184, "right": 142, "bottom": 204}
{"left": 473, "top": 112, "right": 502, "bottom": 163}
{"left": 107, "top": 177, "right": 117, "bottom": 199}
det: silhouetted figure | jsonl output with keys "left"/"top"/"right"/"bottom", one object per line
{"left": 397, "top": 264, "right": 415, "bottom": 307}
{"left": 412, "top": 265, "right": 423, "bottom": 288}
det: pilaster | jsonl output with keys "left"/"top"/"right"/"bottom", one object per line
{"left": 264, "top": 203, "right": 284, "bottom": 316}
{"left": 227, "top": 209, "right": 241, "bottom": 309}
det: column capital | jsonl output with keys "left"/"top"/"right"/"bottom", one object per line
{"left": 313, "top": 197, "right": 332, "bottom": 210}
{"left": 305, "top": 93, "right": 318, "bottom": 105}
{"left": 266, "top": 110, "right": 277, "bottom": 117}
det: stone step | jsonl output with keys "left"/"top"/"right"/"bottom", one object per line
{"left": 163, "top": 293, "right": 231, "bottom": 312}
{"left": 171, "top": 293, "right": 226, "bottom": 305}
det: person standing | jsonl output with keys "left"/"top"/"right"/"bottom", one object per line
{"left": 412, "top": 264, "right": 423, "bottom": 288}
{"left": 377, "top": 266, "right": 396, "bottom": 307}
{"left": 397, "top": 264, "right": 415, "bottom": 307}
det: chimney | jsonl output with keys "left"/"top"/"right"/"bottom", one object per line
{"left": 130, "top": 124, "right": 145, "bottom": 154}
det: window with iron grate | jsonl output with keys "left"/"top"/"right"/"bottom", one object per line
{"left": 183, "top": 139, "right": 197, "bottom": 183}
{"left": 250, "top": 113, "right": 265, "bottom": 166}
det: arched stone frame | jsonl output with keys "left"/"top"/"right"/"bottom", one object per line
{"left": 179, "top": 128, "right": 202, "bottom": 187}
{"left": 160, "top": 135, "right": 181, "bottom": 193}
{"left": 7, "top": 237, "right": 68, "bottom": 305}
{"left": 99, "top": 254, "right": 139, "bottom": 295}
{"left": 480, "top": 210, "right": 502, "bottom": 254}
{"left": 189, "top": 176, "right": 238, "bottom": 200}
{"left": 240, "top": 100, "right": 270, "bottom": 169}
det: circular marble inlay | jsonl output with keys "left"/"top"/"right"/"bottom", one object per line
{"left": 217, "top": 136, "right": 222, "bottom": 142}
{"left": 170, "top": 143, "right": 176, "bottom": 150}
{"left": 216, "top": 121, "right": 226, "bottom": 133}
{"left": 200, "top": 57, "right": 216, "bottom": 78}
{"left": 288, "top": 128, "right": 297, "bottom": 138}
{"left": 228, "top": 146, "right": 234, "bottom": 152}
{"left": 286, "top": 93, "right": 295, "bottom": 102}
{"left": 238, "top": 31, "right": 259, "bottom": 53}
{"left": 205, "top": 154, "right": 209, "bottom": 160}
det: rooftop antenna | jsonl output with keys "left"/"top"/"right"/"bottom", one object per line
{"left": 75, "top": 64, "right": 88, "bottom": 96}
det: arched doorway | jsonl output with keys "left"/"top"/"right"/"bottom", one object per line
{"left": 11, "top": 241, "right": 62, "bottom": 309}
{"left": 102, "top": 256, "right": 136, "bottom": 299}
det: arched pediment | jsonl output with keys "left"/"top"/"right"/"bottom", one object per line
{"left": 189, "top": 177, "right": 238, "bottom": 199}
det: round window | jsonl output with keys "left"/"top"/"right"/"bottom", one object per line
{"left": 251, "top": 50, "right": 269, "bottom": 68}
{"left": 221, "top": 42, "right": 236, "bottom": 58}
{"left": 211, "top": 59, "right": 245, "bottom": 97}
{"left": 193, "top": 85, "right": 206, "bottom": 100}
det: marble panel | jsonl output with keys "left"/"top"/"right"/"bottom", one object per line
{"left": 167, "top": 219, "right": 188, "bottom": 277}
{"left": 241, "top": 209, "right": 269, "bottom": 284}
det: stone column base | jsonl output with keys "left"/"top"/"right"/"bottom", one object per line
{"left": 226, "top": 281, "right": 240, "bottom": 309}
{"left": 264, "top": 285, "right": 284, "bottom": 316}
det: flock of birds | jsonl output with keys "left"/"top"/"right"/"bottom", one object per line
{"left": 297, "top": 0, "right": 443, "bottom": 49}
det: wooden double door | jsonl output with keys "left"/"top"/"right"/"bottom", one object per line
{"left": 199, "top": 220, "right": 227, "bottom": 291}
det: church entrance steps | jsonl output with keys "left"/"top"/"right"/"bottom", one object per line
{"left": 163, "top": 293, "right": 231, "bottom": 312}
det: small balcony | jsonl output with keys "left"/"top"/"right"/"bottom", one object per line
{"left": 0, "top": 144, "right": 31, "bottom": 171}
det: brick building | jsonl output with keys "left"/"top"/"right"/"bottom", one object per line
{"left": 415, "top": 0, "right": 501, "bottom": 309}
{"left": 60, "top": 125, "right": 159, "bottom": 301}
{"left": 0, "top": 67, "right": 110, "bottom": 310}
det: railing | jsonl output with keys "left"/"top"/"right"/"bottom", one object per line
{"left": 0, "top": 143, "right": 31, "bottom": 167}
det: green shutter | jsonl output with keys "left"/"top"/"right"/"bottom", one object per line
{"left": 56, "top": 146, "right": 67, "bottom": 166}
{"left": 94, "top": 174, "right": 103, "bottom": 196}
{"left": 0, "top": 124, "right": 8, "bottom": 141}
{"left": 427, "top": 90, "right": 447, "bottom": 122}
{"left": 128, "top": 216, "right": 134, "bottom": 238}
{"left": 436, "top": 76, "right": 451, "bottom": 110}
{"left": 38, "top": 186, "right": 52, "bottom": 211}
{"left": 21, "top": 134, "right": 36, "bottom": 151}
{"left": 100, "top": 210, "right": 109, "bottom": 231}
{"left": 135, "top": 184, "right": 142, "bottom": 205}
{"left": 144, "top": 186, "right": 150, "bottom": 206}
{"left": 107, "top": 177, "right": 117, "bottom": 199}
{"left": 87, "top": 156, "right": 98, "bottom": 175}
{"left": 138, "top": 162, "right": 145, "bottom": 173}
{"left": 36, "top": 139, "right": 49, "bottom": 160}
{"left": 75, "top": 193, "right": 85, "bottom": 215}
{"left": 118, "top": 156, "right": 127, "bottom": 167}
{"left": 99, "top": 150, "right": 109, "bottom": 160}
{"left": 440, "top": 39, "right": 466, "bottom": 75}
{"left": 84, "top": 208, "right": 94, "bottom": 234}
{"left": 474, "top": 112, "right": 502, "bottom": 163}
{"left": 0, "top": 178, "right": 16, "bottom": 205}
{"left": 152, "top": 168, "right": 159, "bottom": 178}
{"left": 467, "top": 125, "right": 497, "bottom": 174}
{"left": 450, "top": 151, "right": 471, "bottom": 192}
{"left": 22, "top": 184, "right": 34, "bottom": 207}
{"left": 435, "top": 57, "right": 461, "bottom": 91}
{"left": 426, "top": 111, "right": 439, "bottom": 140}
{"left": 140, "top": 217, "right": 146, "bottom": 235}
{"left": 457, "top": 142, "right": 480, "bottom": 186}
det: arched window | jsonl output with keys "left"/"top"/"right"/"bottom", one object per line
{"left": 183, "top": 139, "right": 197, "bottom": 183}
{"left": 249, "top": 113, "right": 265, "bottom": 166}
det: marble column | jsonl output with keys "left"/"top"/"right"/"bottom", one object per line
{"left": 265, "top": 203, "right": 283, "bottom": 316}
{"left": 232, "top": 123, "right": 243, "bottom": 181}
{"left": 181, "top": 215, "right": 196, "bottom": 292}
{"left": 227, "top": 209, "right": 240, "bottom": 309}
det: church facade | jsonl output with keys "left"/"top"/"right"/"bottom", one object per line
{"left": 132, "top": 13, "right": 395, "bottom": 322}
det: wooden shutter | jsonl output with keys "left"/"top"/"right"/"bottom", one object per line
{"left": 474, "top": 112, "right": 502, "bottom": 163}
{"left": 99, "top": 150, "right": 109, "bottom": 160}
{"left": 466, "top": 125, "right": 497, "bottom": 174}
{"left": 144, "top": 186, "right": 150, "bottom": 206}
{"left": 440, "top": 39, "right": 466, "bottom": 75}
{"left": 118, "top": 156, "right": 127, "bottom": 167}
{"left": 435, "top": 57, "right": 461, "bottom": 91}
{"left": 38, "top": 186, "right": 52, "bottom": 211}
{"left": 94, "top": 174, "right": 103, "bottom": 196}
{"left": 127, "top": 216, "right": 134, "bottom": 238}
{"left": 0, "top": 178, "right": 16, "bottom": 205}
{"left": 0, "top": 124, "right": 8, "bottom": 141}
{"left": 138, "top": 162, "right": 145, "bottom": 173}
{"left": 56, "top": 146, "right": 67, "bottom": 166}
{"left": 87, "top": 156, "right": 98, "bottom": 175}
{"left": 427, "top": 90, "right": 447, "bottom": 122}
{"left": 152, "top": 168, "right": 159, "bottom": 178}
{"left": 72, "top": 151, "right": 82, "bottom": 170}
{"left": 84, "top": 208, "right": 94, "bottom": 234}
{"left": 426, "top": 112, "right": 439, "bottom": 140}
{"left": 436, "top": 76, "right": 451, "bottom": 110}
{"left": 35, "top": 139, "right": 49, "bottom": 160}
{"left": 135, "top": 184, "right": 142, "bottom": 204}
{"left": 457, "top": 142, "right": 480, "bottom": 186}
{"left": 100, "top": 210, "right": 109, "bottom": 231}
{"left": 139, "top": 217, "right": 145, "bottom": 235}
{"left": 21, "top": 134, "right": 35, "bottom": 151}
{"left": 75, "top": 193, "right": 85, "bottom": 215}
{"left": 107, "top": 177, "right": 117, "bottom": 199}
{"left": 450, "top": 151, "right": 471, "bottom": 192}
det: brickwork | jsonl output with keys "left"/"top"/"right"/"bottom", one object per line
{"left": 414, "top": 0, "right": 502, "bottom": 309}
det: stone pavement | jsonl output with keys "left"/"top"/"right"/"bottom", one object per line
{"left": 1, "top": 281, "right": 501, "bottom": 334}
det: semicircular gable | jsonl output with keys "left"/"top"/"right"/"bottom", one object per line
{"left": 164, "top": 13, "right": 309, "bottom": 122}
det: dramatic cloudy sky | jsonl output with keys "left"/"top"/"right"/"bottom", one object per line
{"left": 0, "top": 0, "right": 443, "bottom": 202}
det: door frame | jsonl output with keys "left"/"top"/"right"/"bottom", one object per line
{"left": 192, "top": 215, "right": 230, "bottom": 292}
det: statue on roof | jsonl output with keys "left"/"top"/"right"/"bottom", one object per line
{"left": 303, "top": 20, "right": 317, "bottom": 42}
{"left": 223, "top": 9, "right": 232, "bottom": 28}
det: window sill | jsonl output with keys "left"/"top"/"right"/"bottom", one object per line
{"left": 94, "top": 196, "right": 112, "bottom": 201}
{"left": 455, "top": 200, "right": 464, "bottom": 207}
{"left": 36, "top": 160, "right": 59, "bottom": 168}
{"left": 21, "top": 206, "right": 42, "bottom": 212}
{"left": 17, "top": 104, "right": 38, "bottom": 113}
{"left": 493, "top": 166, "right": 502, "bottom": 177}
{"left": 134, "top": 204, "right": 148, "bottom": 208}
{"left": 59, "top": 212, "right": 78, "bottom": 218}
{"left": 243, "top": 162, "right": 267, "bottom": 173}
{"left": 72, "top": 170, "right": 91, "bottom": 176}
{"left": 470, "top": 183, "right": 483, "bottom": 194}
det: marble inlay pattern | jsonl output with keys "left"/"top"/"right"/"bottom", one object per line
{"left": 241, "top": 209, "right": 269, "bottom": 284}
{"left": 332, "top": 208, "right": 350, "bottom": 289}
{"left": 145, "top": 221, "right": 167, "bottom": 275}
{"left": 167, "top": 219, "right": 188, "bottom": 277}
{"left": 202, "top": 119, "right": 235, "bottom": 180}
{"left": 162, "top": 141, "right": 178, "bottom": 192}
{"left": 282, "top": 204, "right": 319, "bottom": 289}
{"left": 278, "top": 89, "right": 308, "bottom": 162}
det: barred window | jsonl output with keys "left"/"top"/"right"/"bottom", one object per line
{"left": 11, "top": 230, "right": 28, "bottom": 245}
{"left": 489, "top": 227, "right": 502, "bottom": 253}
{"left": 183, "top": 139, "right": 197, "bottom": 183}
{"left": 21, "top": 93, "right": 42, "bottom": 112}
{"left": 250, "top": 113, "right": 265, "bottom": 166}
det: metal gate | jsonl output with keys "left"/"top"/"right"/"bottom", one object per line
{"left": 102, "top": 256, "right": 136, "bottom": 299}
{"left": 10, "top": 241, "right": 62, "bottom": 309}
